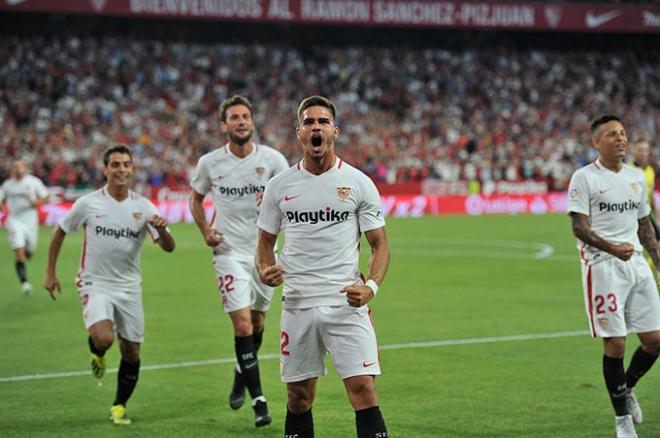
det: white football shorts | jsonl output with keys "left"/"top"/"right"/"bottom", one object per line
{"left": 581, "top": 253, "right": 660, "bottom": 338}
{"left": 78, "top": 286, "right": 144, "bottom": 343}
{"left": 212, "top": 255, "right": 274, "bottom": 313}
{"left": 7, "top": 219, "right": 38, "bottom": 253}
{"left": 280, "top": 305, "right": 381, "bottom": 383}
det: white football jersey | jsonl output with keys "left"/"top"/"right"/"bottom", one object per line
{"left": 58, "top": 187, "right": 160, "bottom": 292}
{"left": 190, "top": 144, "right": 289, "bottom": 259}
{"left": 1, "top": 174, "right": 48, "bottom": 224}
{"left": 567, "top": 159, "right": 650, "bottom": 264}
{"left": 258, "top": 157, "right": 386, "bottom": 309}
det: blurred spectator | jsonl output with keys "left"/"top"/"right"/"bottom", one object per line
{"left": 0, "top": 33, "right": 658, "bottom": 190}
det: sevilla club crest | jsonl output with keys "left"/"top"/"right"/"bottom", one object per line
{"left": 132, "top": 212, "right": 142, "bottom": 220}
{"left": 337, "top": 186, "right": 351, "bottom": 201}
{"left": 255, "top": 167, "right": 265, "bottom": 177}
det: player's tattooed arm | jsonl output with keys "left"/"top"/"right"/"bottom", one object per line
{"left": 570, "top": 212, "right": 634, "bottom": 261}
{"left": 638, "top": 216, "right": 660, "bottom": 266}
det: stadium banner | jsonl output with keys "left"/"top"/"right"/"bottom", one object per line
{"left": 9, "top": 192, "right": 660, "bottom": 223}
{"left": 1, "top": 0, "right": 659, "bottom": 33}
{"left": 1, "top": 193, "right": 569, "bottom": 226}
{"left": 148, "top": 181, "right": 545, "bottom": 198}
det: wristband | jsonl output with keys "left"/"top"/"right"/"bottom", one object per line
{"left": 365, "top": 279, "right": 379, "bottom": 296}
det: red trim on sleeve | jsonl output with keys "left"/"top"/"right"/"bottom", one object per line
{"left": 579, "top": 242, "right": 589, "bottom": 266}
{"left": 209, "top": 209, "right": 217, "bottom": 227}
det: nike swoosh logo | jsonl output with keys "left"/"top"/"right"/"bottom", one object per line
{"left": 284, "top": 195, "right": 300, "bottom": 201}
{"left": 585, "top": 10, "right": 621, "bottom": 28}
{"left": 363, "top": 361, "right": 376, "bottom": 368}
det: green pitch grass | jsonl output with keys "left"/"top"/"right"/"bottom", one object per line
{"left": 1, "top": 215, "right": 659, "bottom": 437}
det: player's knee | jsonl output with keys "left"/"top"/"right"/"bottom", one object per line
{"left": 251, "top": 313, "right": 265, "bottom": 333}
{"left": 287, "top": 386, "right": 313, "bottom": 413}
{"left": 121, "top": 349, "right": 140, "bottom": 363}
{"left": 233, "top": 319, "right": 253, "bottom": 337}
{"left": 604, "top": 338, "right": 626, "bottom": 357}
{"left": 92, "top": 334, "right": 114, "bottom": 351}
{"left": 641, "top": 334, "right": 660, "bottom": 355}
{"left": 346, "top": 376, "right": 376, "bottom": 399}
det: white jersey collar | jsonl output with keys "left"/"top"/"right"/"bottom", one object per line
{"left": 297, "top": 156, "right": 343, "bottom": 176}
{"left": 224, "top": 143, "right": 257, "bottom": 159}
{"left": 595, "top": 158, "right": 625, "bottom": 174}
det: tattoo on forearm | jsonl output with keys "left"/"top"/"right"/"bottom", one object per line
{"left": 638, "top": 217, "right": 660, "bottom": 265}
{"left": 572, "top": 223, "right": 612, "bottom": 253}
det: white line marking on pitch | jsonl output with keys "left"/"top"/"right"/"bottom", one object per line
{"left": 70, "top": 238, "right": 576, "bottom": 262}
{"left": 392, "top": 238, "right": 562, "bottom": 261}
{"left": 0, "top": 330, "right": 587, "bottom": 383}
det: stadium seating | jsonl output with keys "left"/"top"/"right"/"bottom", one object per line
{"left": 0, "top": 32, "right": 658, "bottom": 189}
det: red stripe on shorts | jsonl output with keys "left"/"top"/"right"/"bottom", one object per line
{"left": 586, "top": 265, "right": 596, "bottom": 337}
{"left": 80, "top": 224, "right": 87, "bottom": 272}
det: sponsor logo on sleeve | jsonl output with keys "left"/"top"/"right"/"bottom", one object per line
{"left": 570, "top": 188, "right": 580, "bottom": 199}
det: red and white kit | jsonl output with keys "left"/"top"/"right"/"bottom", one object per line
{"left": 1, "top": 174, "right": 48, "bottom": 253}
{"left": 58, "top": 187, "right": 161, "bottom": 342}
{"left": 568, "top": 159, "right": 660, "bottom": 337}
{"left": 258, "top": 157, "right": 386, "bottom": 382}
{"left": 190, "top": 143, "right": 288, "bottom": 313}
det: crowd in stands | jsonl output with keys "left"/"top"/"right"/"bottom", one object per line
{"left": 0, "top": 31, "right": 658, "bottom": 191}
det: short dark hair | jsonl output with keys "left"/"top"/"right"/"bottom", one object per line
{"left": 591, "top": 115, "right": 622, "bottom": 137}
{"left": 219, "top": 95, "right": 253, "bottom": 122}
{"left": 297, "top": 95, "right": 336, "bottom": 123}
{"left": 102, "top": 144, "right": 133, "bottom": 166}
